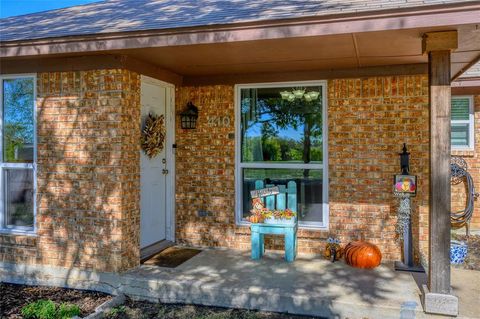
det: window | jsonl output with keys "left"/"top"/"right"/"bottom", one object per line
{"left": 235, "top": 82, "right": 328, "bottom": 228}
{"left": 0, "top": 75, "right": 36, "bottom": 232}
{"left": 451, "top": 96, "right": 474, "bottom": 150}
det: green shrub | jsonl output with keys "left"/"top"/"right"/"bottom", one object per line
{"left": 107, "top": 305, "right": 126, "bottom": 317}
{"left": 21, "top": 300, "right": 81, "bottom": 319}
{"left": 21, "top": 300, "right": 56, "bottom": 319}
{"left": 57, "top": 303, "right": 81, "bottom": 319}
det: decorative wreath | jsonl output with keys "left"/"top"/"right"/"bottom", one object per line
{"left": 141, "top": 113, "right": 166, "bottom": 159}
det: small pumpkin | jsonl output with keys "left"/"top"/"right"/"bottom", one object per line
{"left": 247, "top": 214, "right": 264, "bottom": 224}
{"left": 344, "top": 241, "right": 382, "bottom": 269}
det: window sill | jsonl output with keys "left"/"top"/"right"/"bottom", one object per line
{"left": 452, "top": 149, "right": 475, "bottom": 157}
{"left": 236, "top": 221, "right": 328, "bottom": 231}
{"left": 0, "top": 229, "right": 37, "bottom": 237}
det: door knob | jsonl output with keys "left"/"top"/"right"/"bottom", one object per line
{"left": 162, "top": 169, "right": 169, "bottom": 175}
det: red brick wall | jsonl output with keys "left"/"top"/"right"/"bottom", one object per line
{"left": 175, "top": 75, "right": 430, "bottom": 262}
{"left": 451, "top": 94, "right": 480, "bottom": 231}
{"left": 175, "top": 86, "right": 240, "bottom": 249}
{"left": 1, "top": 72, "right": 433, "bottom": 271}
{"left": 0, "top": 70, "right": 141, "bottom": 272}
{"left": 328, "top": 76, "right": 430, "bottom": 263}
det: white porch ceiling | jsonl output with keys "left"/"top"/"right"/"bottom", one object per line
{"left": 108, "top": 23, "right": 480, "bottom": 79}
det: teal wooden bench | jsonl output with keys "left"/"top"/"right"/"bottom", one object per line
{"left": 250, "top": 221, "right": 298, "bottom": 262}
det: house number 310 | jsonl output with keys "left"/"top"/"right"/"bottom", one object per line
{"left": 207, "top": 116, "right": 231, "bottom": 127}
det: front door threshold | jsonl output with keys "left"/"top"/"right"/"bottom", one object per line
{"left": 140, "top": 240, "right": 174, "bottom": 262}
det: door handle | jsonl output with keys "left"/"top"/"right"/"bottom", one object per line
{"left": 162, "top": 169, "right": 169, "bottom": 175}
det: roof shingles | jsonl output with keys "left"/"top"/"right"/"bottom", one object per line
{"left": 0, "top": 0, "right": 476, "bottom": 42}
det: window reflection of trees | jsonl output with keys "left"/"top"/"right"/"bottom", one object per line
{"left": 241, "top": 87, "right": 323, "bottom": 166}
{"left": 3, "top": 78, "right": 34, "bottom": 163}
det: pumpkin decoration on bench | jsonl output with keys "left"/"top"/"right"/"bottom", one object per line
{"left": 247, "top": 197, "right": 296, "bottom": 224}
{"left": 344, "top": 241, "right": 382, "bottom": 269}
{"left": 247, "top": 212, "right": 264, "bottom": 224}
{"left": 247, "top": 198, "right": 265, "bottom": 223}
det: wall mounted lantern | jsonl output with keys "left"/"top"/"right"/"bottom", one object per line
{"left": 180, "top": 102, "right": 198, "bottom": 129}
{"left": 399, "top": 143, "right": 410, "bottom": 174}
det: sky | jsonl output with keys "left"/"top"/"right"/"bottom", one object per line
{"left": 0, "top": 0, "right": 101, "bottom": 18}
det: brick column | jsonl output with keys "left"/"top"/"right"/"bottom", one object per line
{"left": 36, "top": 70, "right": 141, "bottom": 272}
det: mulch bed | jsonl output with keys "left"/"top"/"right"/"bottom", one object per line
{"left": 103, "top": 298, "right": 322, "bottom": 319}
{"left": 452, "top": 234, "right": 480, "bottom": 271}
{"left": 0, "top": 283, "right": 112, "bottom": 318}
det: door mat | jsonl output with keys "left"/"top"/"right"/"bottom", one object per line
{"left": 142, "top": 246, "right": 202, "bottom": 268}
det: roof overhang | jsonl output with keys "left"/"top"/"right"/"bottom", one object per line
{"left": 1, "top": 2, "right": 480, "bottom": 83}
{"left": 452, "top": 76, "right": 480, "bottom": 94}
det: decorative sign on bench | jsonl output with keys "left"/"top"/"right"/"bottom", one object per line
{"left": 250, "top": 186, "right": 279, "bottom": 198}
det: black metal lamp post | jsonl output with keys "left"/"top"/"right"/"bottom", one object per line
{"left": 180, "top": 102, "right": 198, "bottom": 129}
{"left": 395, "top": 143, "right": 424, "bottom": 273}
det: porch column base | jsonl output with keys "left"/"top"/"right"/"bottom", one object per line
{"left": 422, "top": 284, "right": 458, "bottom": 317}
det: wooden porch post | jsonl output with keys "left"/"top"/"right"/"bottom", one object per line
{"left": 421, "top": 31, "right": 459, "bottom": 316}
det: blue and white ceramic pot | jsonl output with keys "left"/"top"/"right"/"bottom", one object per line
{"left": 450, "top": 240, "right": 468, "bottom": 264}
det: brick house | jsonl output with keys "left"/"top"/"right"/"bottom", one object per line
{"left": 1, "top": 0, "right": 480, "bottom": 316}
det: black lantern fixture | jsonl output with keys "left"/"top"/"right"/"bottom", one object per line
{"left": 399, "top": 143, "right": 410, "bottom": 175}
{"left": 180, "top": 102, "right": 199, "bottom": 129}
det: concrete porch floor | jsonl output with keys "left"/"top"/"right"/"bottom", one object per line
{"left": 124, "top": 249, "right": 480, "bottom": 319}
{"left": 1, "top": 248, "right": 479, "bottom": 319}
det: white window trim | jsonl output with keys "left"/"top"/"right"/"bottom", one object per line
{"left": 0, "top": 74, "right": 37, "bottom": 235}
{"left": 234, "top": 80, "right": 329, "bottom": 230}
{"left": 451, "top": 95, "right": 474, "bottom": 151}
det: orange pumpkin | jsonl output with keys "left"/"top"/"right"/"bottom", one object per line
{"left": 344, "top": 241, "right": 382, "bottom": 269}
{"left": 247, "top": 214, "right": 264, "bottom": 224}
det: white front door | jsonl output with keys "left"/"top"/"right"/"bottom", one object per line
{"left": 140, "top": 78, "right": 171, "bottom": 248}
